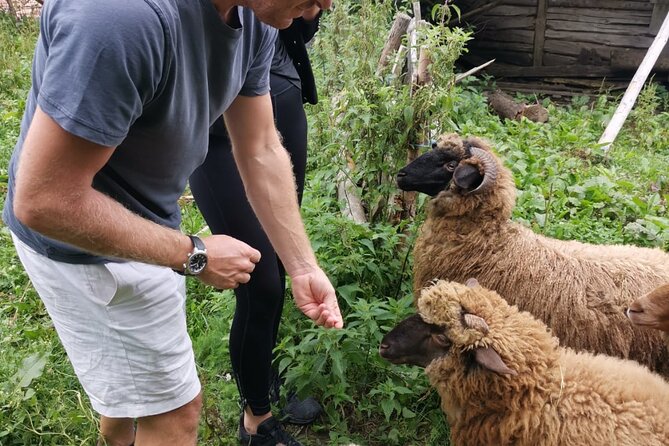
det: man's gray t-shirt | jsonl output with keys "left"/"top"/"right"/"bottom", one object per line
{"left": 3, "top": 0, "right": 277, "bottom": 263}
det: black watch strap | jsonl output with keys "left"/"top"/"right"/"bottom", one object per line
{"left": 189, "top": 234, "right": 205, "bottom": 252}
{"left": 174, "top": 235, "right": 207, "bottom": 276}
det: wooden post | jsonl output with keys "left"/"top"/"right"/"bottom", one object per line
{"left": 407, "top": 3, "right": 423, "bottom": 87}
{"left": 337, "top": 168, "right": 367, "bottom": 224}
{"left": 391, "top": 44, "right": 407, "bottom": 78}
{"left": 376, "top": 12, "right": 412, "bottom": 76}
{"left": 5, "top": 0, "right": 17, "bottom": 19}
{"left": 532, "top": 0, "right": 548, "bottom": 67}
{"left": 599, "top": 10, "right": 669, "bottom": 152}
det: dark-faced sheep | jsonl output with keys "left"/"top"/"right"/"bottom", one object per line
{"left": 380, "top": 279, "right": 669, "bottom": 446}
{"left": 628, "top": 283, "right": 669, "bottom": 350}
{"left": 398, "top": 133, "right": 669, "bottom": 375}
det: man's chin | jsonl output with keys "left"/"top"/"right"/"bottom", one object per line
{"left": 259, "top": 16, "right": 294, "bottom": 29}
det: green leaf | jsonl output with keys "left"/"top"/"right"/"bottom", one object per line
{"left": 403, "top": 106, "right": 414, "bottom": 126}
{"left": 15, "top": 352, "right": 48, "bottom": 388}
{"left": 336, "top": 283, "right": 363, "bottom": 304}
{"left": 330, "top": 349, "right": 345, "bottom": 381}
{"left": 380, "top": 398, "right": 398, "bottom": 421}
{"left": 359, "top": 238, "right": 375, "bottom": 254}
{"left": 22, "top": 388, "right": 35, "bottom": 400}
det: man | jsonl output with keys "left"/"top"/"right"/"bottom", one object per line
{"left": 3, "top": 0, "right": 342, "bottom": 445}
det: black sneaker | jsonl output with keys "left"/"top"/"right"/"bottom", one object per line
{"left": 239, "top": 413, "right": 303, "bottom": 446}
{"left": 281, "top": 393, "right": 323, "bottom": 425}
{"left": 269, "top": 370, "right": 322, "bottom": 426}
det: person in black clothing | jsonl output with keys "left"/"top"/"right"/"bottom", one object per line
{"left": 189, "top": 6, "right": 324, "bottom": 446}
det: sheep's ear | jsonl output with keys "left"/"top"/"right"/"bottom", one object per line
{"left": 453, "top": 163, "right": 483, "bottom": 191}
{"left": 474, "top": 347, "right": 517, "bottom": 376}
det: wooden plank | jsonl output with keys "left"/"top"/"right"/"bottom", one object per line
{"left": 450, "top": 0, "right": 503, "bottom": 25}
{"left": 548, "top": 12, "right": 650, "bottom": 26}
{"left": 472, "top": 16, "right": 535, "bottom": 30}
{"left": 611, "top": 47, "right": 669, "bottom": 70}
{"left": 485, "top": 64, "right": 617, "bottom": 77}
{"left": 534, "top": 0, "right": 549, "bottom": 67}
{"left": 478, "top": 5, "right": 537, "bottom": 16}
{"left": 548, "top": 0, "right": 653, "bottom": 10}
{"left": 504, "top": 0, "right": 538, "bottom": 5}
{"left": 464, "top": 48, "right": 534, "bottom": 65}
{"left": 544, "top": 40, "right": 613, "bottom": 59}
{"left": 471, "top": 40, "right": 535, "bottom": 52}
{"left": 651, "top": 3, "right": 669, "bottom": 33}
{"left": 551, "top": 7, "right": 650, "bottom": 18}
{"left": 542, "top": 53, "right": 578, "bottom": 66}
{"left": 547, "top": 20, "right": 653, "bottom": 36}
{"left": 545, "top": 29, "right": 654, "bottom": 47}
{"left": 476, "top": 29, "right": 536, "bottom": 44}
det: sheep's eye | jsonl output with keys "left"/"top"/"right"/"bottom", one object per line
{"left": 445, "top": 160, "right": 458, "bottom": 172}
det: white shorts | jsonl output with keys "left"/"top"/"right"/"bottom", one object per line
{"left": 11, "top": 232, "right": 201, "bottom": 418}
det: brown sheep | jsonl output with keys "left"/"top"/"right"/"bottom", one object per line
{"left": 398, "top": 133, "right": 669, "bottom": 376}
{"left": 628, "top": 283, "right": 669, "bottom": 349}
{"left": 380, "top": 279, "right": 669, "bottom": 446}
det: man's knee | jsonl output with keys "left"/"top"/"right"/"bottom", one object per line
{"left": 139, "top": 392, "right": 203, "bottom": 432}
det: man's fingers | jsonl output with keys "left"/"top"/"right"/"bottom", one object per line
{"left": 248, "top": 248, "right": 261, "bottom": 263}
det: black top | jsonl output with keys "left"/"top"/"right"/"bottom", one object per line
{"left": 278, "top": 14, "right": 321, "bottom": 105}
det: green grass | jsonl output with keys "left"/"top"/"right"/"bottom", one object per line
{"left": 1, "top": 2, "right": 668, "bottom": 445}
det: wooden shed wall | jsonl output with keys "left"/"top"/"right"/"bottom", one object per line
{"left": 459, "top": 0, "right": 669, "bottom": 77}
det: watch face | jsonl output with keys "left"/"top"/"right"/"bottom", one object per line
{"left": 188, "top": 252, "right": 208, "bottom": 274}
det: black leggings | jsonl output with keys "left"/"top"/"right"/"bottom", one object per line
{"left": 189, "top": 75, "right": 307, "bottom": 415}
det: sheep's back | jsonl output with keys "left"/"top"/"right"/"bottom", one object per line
{"left": 557, "top": 350, "right": 669, "bottom": 445}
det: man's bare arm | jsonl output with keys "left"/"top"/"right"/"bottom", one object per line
{"left": 224, "top": 94, "right": 343, "bottom": 327}
{"left": 14, "top": 106, "right": 259, "bottom": 289}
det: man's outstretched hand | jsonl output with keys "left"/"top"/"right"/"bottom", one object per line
{"left": 291, "top": 268, "right": 344, "bottom": 329}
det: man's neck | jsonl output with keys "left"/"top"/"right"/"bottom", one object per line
{"left": 211, "top": 0, "right": 241, "bottom": 26}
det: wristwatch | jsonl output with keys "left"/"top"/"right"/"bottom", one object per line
{"left": 181, "top": 235, "right": 208, "bottom": 276}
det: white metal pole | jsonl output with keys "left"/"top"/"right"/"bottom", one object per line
{"left": 598, "top": 11, "right": 669, "bottom": 152}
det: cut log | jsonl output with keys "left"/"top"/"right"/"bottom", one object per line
{"left": 487, "top": 89, "right": 549, "bottom": 123}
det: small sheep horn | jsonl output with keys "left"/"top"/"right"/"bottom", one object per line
{"left": 464, "top": 313, "right": 489, "bottom": 334}
{"left": 465, "top": 278, "right": 479, "bottom": 288}
{"left": 467, "top": 147, "right": 498, "bottom": 194}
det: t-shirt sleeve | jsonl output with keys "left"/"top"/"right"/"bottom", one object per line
{"left": 37, "top": 0, "right": 167, "bottom": 147}
{"left": 239, "top": 26, "right": 277, "bottom": 97}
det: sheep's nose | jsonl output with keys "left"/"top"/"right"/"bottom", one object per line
{"left": 379, "top": 343, "right": 389, "bottom": 357}
{"left": 626, "top": 306, "right": 643, "bottom": 319}
{"left": 397, "top": 171, "right": 406, "bottom": 178}
{"left": 627, "top": 301, "right": 643, "bottom": 313}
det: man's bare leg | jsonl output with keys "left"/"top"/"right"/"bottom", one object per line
{"left": 134, "top": 392, "right": 202, "bottom": 446}
{"left": 99, "top": 416, "right": 134, "bottom": 446}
